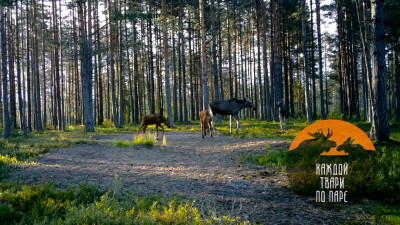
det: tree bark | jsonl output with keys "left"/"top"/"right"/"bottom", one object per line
{"left": 7, "top": 9, "right": 17, "bottom": 129}
{"left": 262, "top": 0, "right": 271, "bottom": 121}
{"left": 199, "top": 0, "right": 208, "bottom": 110}
{"left": 272, "top": 0, "right": 283, "bottom": 120}
{"left": 162, "top": 0, "right": 174, "bottom": 126}
{"left": 211, "top": 0, "right": 219, "bottom": 103}
{"left": 302, "top": 0, "right": 312, "bottom": 123}
{"left": 316, "top": 0, "right": 325, "bottom": 119}
{"left": 16, "top": 2, "right": 27, "bottom": 136}
{"left": 370, "top": 0, "right": 389, "bottom": 140}
{"left": 1, "top": 6, "right": 10, "bottom": 138}
{"left": 180, "top": 4, "right": 188, "bottom": 123}
{"left": 395, "top": 50, "right": 400, "bottom": 121}
{"left": 78, "top": 0, "right": 94, "bottom": 132}
{"left": 52, "top": 0, "right": 63, "bottom": 130}
{"left": 107, "top": 0, "right": 119, "bottom": 127}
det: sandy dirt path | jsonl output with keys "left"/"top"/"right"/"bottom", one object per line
{"left": 10, "top": 132, "right": 348, "bottom": 224}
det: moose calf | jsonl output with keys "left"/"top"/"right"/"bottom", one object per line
{"left": 277, "top": 100, "right": 287, "bottom": 130}
{"left": 137, "top": 114, "right": 170, "bottom": 137}
{"left": 200, "top": 110, "right": 213, "bottom": 139}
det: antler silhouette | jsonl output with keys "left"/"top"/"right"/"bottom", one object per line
{"left": 326, "top": 128, "right": 333, "bottom": 138}
{"left": 309, "top": 128, "right": 333, "bottom": 139}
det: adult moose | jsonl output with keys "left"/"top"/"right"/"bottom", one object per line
{"left": 209, "top": 97, "right": 256, "bottom": 134}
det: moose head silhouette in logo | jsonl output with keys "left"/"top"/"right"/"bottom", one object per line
{"left": 290, "top": 128, "right": 338, "bottom": 156}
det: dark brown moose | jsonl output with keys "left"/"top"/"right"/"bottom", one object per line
{"left": 137, "top": 114, "right": 170, "bottom": 137}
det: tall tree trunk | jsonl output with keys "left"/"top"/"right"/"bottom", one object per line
{"left": 370, "top": 0, "right": 389, "bottom": 140}
{"left": 16, "top": 2, "right": 27, "bottom": 136}
{"left": 310, "top": 0, "right": 316, "bottom": 119}
{"left": 173, "top": 31, "right": 178, "bottom": 121}
{"left": 211, "top": 0, "right": 219, "bottom": 103}
{"left": 161, "top": 0, "right": 174, "bottom": 126}
{"left": 316, "top": 0, "right": 325, "bottom": 119}
{"left": 363, "top": 1, "right": 373, "bottom": 122}
{"left": 95, "top": 0, "right": 103, "bottom": 125}
{"left": 218, "top": 0, "right": 224, "bottom": 101}
{"left": 261, "top": 0, "right": 271, "bottom": 121}
{"left": 199, "top": 0, "right": 208, "bottom": 110}
{"left": 180, "top": 4, "right": 188, "bottom": 123}
{"left": 132, "top": 25, "right": 139, "bottom": 124}
{"left": 32, "top": 1, "right": 42, "bottom": 131}
{"left": 178, "top": 29, "right": 182, "bottom": 122}
{"left": 188, "top": 12, "right": 195, "bottom": 121}
{"left": 118, "top": 2, "right": 124, "bottom": 127}
{"left": 59, "top": 0, "right": 65, "bottom": 130}
{"left": 1, "top": 6, "right": 10, "bottom": 138}
{"left": 7, "top": 9, "right": 17, "bottom": 129}
{"left": 395, "top": 50, "right": 400, "bottom": 121}
{"left": 52, "top": 0, "right": 62, "bottom": 130}
{"left": 272, "top": 0, "right": 283, "bottom": 120}
{"left": 227, "top": 16, "right": 233, "bottom": 99}
{"left": 301, "top": 0, "right": 312, "bottom": 123}
{"left": 42, "top": 0, "right": 46, "bottom": 127}
{"left": 255, "top": 0, "right": 264, "bottom": 119}
{"left": 107, "top": 0, "right": 119, "bottom": 127}
{"left": 26, "top": 2, "right": 32, "bottom": 131}
{"left": 78, "top": 0, "right": 94, "bottom": 132}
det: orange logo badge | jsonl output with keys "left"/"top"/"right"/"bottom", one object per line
{"left": 289, "top": 120, "right": 375, "bottom": 156}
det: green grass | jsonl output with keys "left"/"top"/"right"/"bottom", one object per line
{"left": 171, "top": 118, "right": 308, "bottom": 139}
{"left": 343, "top": 200, "right": 400, "bottom": 224}
{"left": 237, "top": 120, "right": 400, "bottom": 223}
{"left": 238, "top": 145, "right": 287, "bottom": 170}
{"left": 0, "top": 128, "right": 95, "bottom": 180}
{"left": 133, "top": 133, "right": 158, "bottom": 146}
{"left": 0, "top": 181, "right": 248, "bottom": 225}
{"left": 113, "top": 139, "right": 131, "bottom": 147}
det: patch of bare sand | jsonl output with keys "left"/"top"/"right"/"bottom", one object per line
{"left": 10, "top": 132, "right": 348, "bottom": 224}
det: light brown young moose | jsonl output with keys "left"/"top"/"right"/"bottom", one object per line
{"left": 137, "top": 114, "right": 170, "bottom": 137}
{"left": 200, "top": 111, "right": 213, "bottom": 139}
{"left": 277, "top": 100, "right": 287, "bottom": 130}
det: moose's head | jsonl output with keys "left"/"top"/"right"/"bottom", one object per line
{"left": 244, "top": 97, "right": 256, "bottom": 111}
{"left": 277, "top": 99, "right": 284, "bottom": 108}
{"left": 308, "top": 128, "right": 337, "bottom": 150}
{"left": 162, "top": 116, "right": 171, "bottom": 128}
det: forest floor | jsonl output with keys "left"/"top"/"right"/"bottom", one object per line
{"left": 9, "top": 131, "right": 350, "bottom": 224}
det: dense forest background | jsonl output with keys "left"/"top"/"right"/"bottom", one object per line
{"left": 0, "top": 0, "right": 399, "bottom": 140}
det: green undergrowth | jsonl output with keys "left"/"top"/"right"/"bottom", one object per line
{"left": 113, "top": 139, "right": 131, "bottom": 147}
{"left": 344, "top": 200, "right": 400, "bottom": 224}
{"left": 0, "top": 129, "right": 94, "bottom": 180}
{"left": 0, "top": 181, "right": 248, "bottom": 225}
{"left": 173, "top": 118, "right": 308, "bottom": 139}
{"left": 133, "top": 133, "right": 158, "bottom": 146}
{"left": 241, "top": 122, "right": 400, "bottom": 223}
{"left": 238, "top": 145, "right": 287, "bottom": 170}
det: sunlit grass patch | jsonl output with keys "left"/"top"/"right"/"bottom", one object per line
{"left": 133, "top": 133, "right": 157, "bottom": 146}
{"left": 214, "top": 119, "right": 307, "bottom": 139}
{"left": 344, "top": 200, "right": 400, "bottom": 224}
{"left": 0, "top": 181, "right": 249, "bottom": 225}
{"left": 238, "top": 147, "right": 287, "bottom": 170}
{"left": 113, "top": 139, "right": 131, "bottom": 147}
